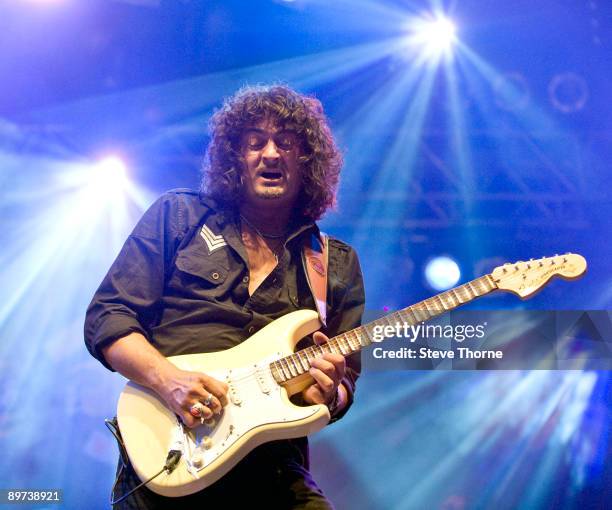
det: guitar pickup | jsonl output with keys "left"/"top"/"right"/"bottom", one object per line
{"left": 228, "top": 383, "right": 242, "bottom": 405}
{"left": 255, "top": 368, "right": 271, "bottom": 394}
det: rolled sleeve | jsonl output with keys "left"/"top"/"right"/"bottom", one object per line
{"left": 84, "top": 194, "right": 182, "bottom": 370}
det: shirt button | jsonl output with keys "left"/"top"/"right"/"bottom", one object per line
{"left": 211, "top": 272, "right": 220, "bottom": 280}
{"left": 248, "top": 326, "right": 255, "bottom": 334}
{"left": 243, "top": 276, "right": 249, "bottom": 284}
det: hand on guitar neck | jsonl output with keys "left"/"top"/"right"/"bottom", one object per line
{"left": 301, "top": 331, "right": 348, "bottom": 416}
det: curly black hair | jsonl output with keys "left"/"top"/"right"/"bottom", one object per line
{"left": 201, "top": 84, "right": 343, "bottom": 221}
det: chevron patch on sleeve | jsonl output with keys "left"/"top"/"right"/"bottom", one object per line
{"left": 200, "top": 224, "right": 227, "bottom": 253}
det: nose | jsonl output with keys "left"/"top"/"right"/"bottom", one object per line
{"left": 262, "top": 139, "right": 280, "bottom": 165}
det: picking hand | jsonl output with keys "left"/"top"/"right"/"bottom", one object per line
{"left": 158, "top": 367, "right": 229, "bottom": 428}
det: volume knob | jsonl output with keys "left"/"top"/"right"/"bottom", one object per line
{"left": 202, "top": 436, "right": 213, "bottom": 450}
{"left": 191, "top": 451, "right": 204, "bottom": 469}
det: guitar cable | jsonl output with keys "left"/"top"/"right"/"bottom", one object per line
{"left": 105, "top": 418, "right": 182, "bottom": 506}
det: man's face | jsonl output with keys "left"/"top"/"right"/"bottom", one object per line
{"left": 239, "top": 116, "right": 302, "bottom": 211}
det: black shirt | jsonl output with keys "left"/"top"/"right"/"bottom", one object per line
{"left": 84, "top": 189, "right": 365, "bottom": 423}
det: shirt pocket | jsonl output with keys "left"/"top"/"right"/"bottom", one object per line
{"left": 171, "top": 240, "right": 230, "bottom": 292}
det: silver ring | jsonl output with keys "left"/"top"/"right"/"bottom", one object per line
{"left": 190, "top": 402, "right": 206, "bottom": 417}
{"left": 203, "top": 393, "right": 214, "bottom": 407}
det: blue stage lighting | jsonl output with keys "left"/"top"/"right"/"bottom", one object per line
{"left": 424, "top": 256, "right": 461, "bottom": 291}
{"left": 407, "top": 13, "right": 457, "bottom": 60}
{"left": 92, "top": 156, "right": 128, "bottom": 194}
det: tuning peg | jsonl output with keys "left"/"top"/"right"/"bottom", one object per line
{"left": 539, "top": 261, "right": 543, "bottom": 267}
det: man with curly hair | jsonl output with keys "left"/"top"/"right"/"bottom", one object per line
{"left": 85, "top": 84, "right": 365, "bottom": 508}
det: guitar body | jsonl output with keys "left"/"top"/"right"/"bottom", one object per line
{"left": 117, "top": 309, "right": 330, "bottom": 497}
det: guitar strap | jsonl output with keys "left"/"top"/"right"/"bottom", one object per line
{"left": 302, "top": 232, "right": 329, "bottom": 327}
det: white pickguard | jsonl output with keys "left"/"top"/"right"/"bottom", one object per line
{"left": 180, "top": 357, "right": 319, "bottom": 474}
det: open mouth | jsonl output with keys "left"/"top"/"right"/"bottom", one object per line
{"left": 260, "top": 171, "right": 283, "bottom": 180}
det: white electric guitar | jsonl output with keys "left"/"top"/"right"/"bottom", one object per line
{"left": 116, "top": 253, "right": 586, "bottom": 497}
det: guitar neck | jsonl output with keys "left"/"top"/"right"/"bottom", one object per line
{"left": 270, "top": 274, "right": 498, "bottom": 386}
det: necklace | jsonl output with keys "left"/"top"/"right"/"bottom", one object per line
{"left": 239, "top": 214, "right": 285, "bottom": 263}
{"left": 239, "top": 214, "right": 286, "bottom": 240}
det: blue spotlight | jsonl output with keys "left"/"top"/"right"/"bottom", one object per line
{"left": 407, "top": 13, "right": 457, "bottom": 60}
{"left": 92, "top": 156, "right": 128, "bottom": 194}
{"left": 424, "top": 256, "right": 461, "bottom": 291}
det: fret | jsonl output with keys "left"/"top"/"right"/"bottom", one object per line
{"left": 283, "top": 356, "right": 296, "bottom": 378}
{"left": 459, "top": 282, "right": 469, "bottom": 298}
{"left": 434, "top": 294, "right": 448, "bottom": 311}
{"left": 344, "top": 334, "right": 355, "bottom": 353}
{"left": 342, "top": 330, "right": 355, "bottom": 352}
{"left": 271, "top": 361, "right": 285, "bottom": 382}
{"left": 345, "top": 334, "right": 355, "bottom": 353}
{"left": 336, "top": 337, "right": 347, "bottom": 355}
{"left": 327, "top": 340, "right": 339, "bottom": 355}
{"left": 405, "top": 307, "right": 419, "bottom": 323}
{"left": 486, "top": 274, "right": 497, "bottom": 290}
{"left": 278, "top": 358, "right": 291, "bottom": 380}
{"left": 296, "top": 350, "right": 309, "bottom": 371}
{"left": 273, "top": 360, "right": 286, "bottom": 382}
{"left": 412, "top": 306, "right": 429, "bottom": 322}
{"left": 344, "top": 333, "right": 355, "bottom": 351}
{"left": 304, "top": 346, "right": 315, "bottom": 362}
{"left": 482, "top": 276, "right": 494, "bottom": 292}
{"left": 466, "top": 281, "right": 479, "bottom": 297}
{"left": 465, "top": 282, "right": 480, "bottom": 299}
{"left": 440, "top": 291, "right": 454, "bottom": 309}
{"left": 396, "top": 308, "right": 410, "bottom": 325}
{"left": 340, "top": 338, "right": 350, "bottom": 354}
{"left": 457, "top": 286, "right": 470, "bottom": 301}
{"left": 482, "top": 276, "right": 492, "bottom": 291}
{"left": 329, "top": 337, "right": 344, "bottom": 356}
{"left": 450, "top": 287, "right": 463, "bottom": 304}
{"left": 360, "top": 325, "right": 373, "bottom": 346}
{"left": 421, "top": 298, "right": 432, "bottom": 312}
{"left": 354, "top": 328, "right": 369, "bottom": 347}
{"left": 476, "top": 278, "right": 488, "bottom": 294}
{"left": 467, "top": 282, "right": 477, "bottom": 295}
{"left": 427, "top": 297, "right": 443, "bottom": 315}
{"left": 288, "top": 355, "right": 300, "bottom": 376}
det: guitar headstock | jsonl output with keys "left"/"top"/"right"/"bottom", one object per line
{"left": 491, "top": 253, "right": 587, "bottom": 299}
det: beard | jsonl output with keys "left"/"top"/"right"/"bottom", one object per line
{"left": 254, "top": 186, "right": 284, "bottom": 199}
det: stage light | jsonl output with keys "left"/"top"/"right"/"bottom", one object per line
{"left": 424, "top": 256, "right": 461, "bottom": 291}
{"left": 407, "top": 13, "right": 457, "bottom": 60}
{"left": 91, "top": 156, "right": 128, "bottom": 194}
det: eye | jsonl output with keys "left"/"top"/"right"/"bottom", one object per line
{"left": 275, "top": 133, "right": 296, "bottom": 150}
{"left": 245, "top": 134, "right": 266, "bottom": 150}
